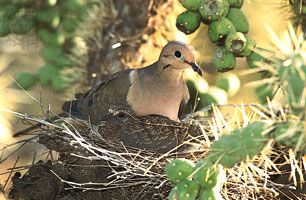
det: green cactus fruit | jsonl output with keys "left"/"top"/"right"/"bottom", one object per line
{"left": 213, "top": 47, "right": 236, "bottom": 72}
{"left": 52, "top": 75, "right": 69, "bottom": 92}
{"left": 247, "top": 51, "right": 264, "bottom": 68}
{"left": 215, "top": 73, "right": 240, "bottom": 97}
{"left": 199, "top": 188, "right": 217, "bottom": 200}
{"left": 180, "top": 0, "right": 202, "bottom": 11}
{"left": 227, "top": 0, "right": 244, "bottom": 8}
{"left": 225, "top": 32, "right": 246, "bottom": 54}
{"left": 207, "top": 122, "right": 269, "bottom": 168}
{"left": 193, "top": 165, "right": 220, "bottom": 189}
{"left": 227, "top": 8, "right": 249, "bottom": 33}
{"left": 166, "top": 159, "right": 195, "bottom": 184}
{"left": 15, "top": 72, "right": 37, "bottom": 90}
{"left": 184, "top": 73, "right": 209, "bottom": 112}
{"left": 168, "top": 180, "right": 200, "bottom": 200}
{"left": 37, "top": 64, "right": 59, "bottom": 85}
{"left": 199, "top": 0, "right": 230, "bottom": 22}
{"left": 238, "top": 35, "right": 256, "bottom": 57}
{"left": 198, "top": 86, "right": 228, "bottom": 108}
{"left": 176, "top": 11, "right": 201, "bottom": 34}
{"left": 208, "top": 17, "right": 234, "bottom": 43}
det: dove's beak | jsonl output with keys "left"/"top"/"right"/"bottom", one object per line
{"left": 185, "top": 60, "right": 202, "bottom": 76}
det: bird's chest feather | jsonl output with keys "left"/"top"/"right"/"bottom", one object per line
{"left": 127, "top": 71, "right": 185, "bottom": 121}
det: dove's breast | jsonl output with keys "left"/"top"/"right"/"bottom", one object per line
{"left": 127, "top": 69, "right": 186, "bottom": 121}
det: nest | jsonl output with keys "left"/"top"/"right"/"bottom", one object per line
{"left": 2, "top": 104, "right": 305, "bottom": 200}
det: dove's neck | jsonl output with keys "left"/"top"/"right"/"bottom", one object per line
{"left": 127, "top": 63, "right": 186, "bottom": 121}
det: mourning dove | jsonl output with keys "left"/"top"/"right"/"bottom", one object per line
{"left": 98, "top": 105, "right": 201, "bottom": 153}
{"left": 62, "top": 41, "right": 202, "bottom": 124}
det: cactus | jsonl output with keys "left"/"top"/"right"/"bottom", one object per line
{"left": 0, "top": 19, "right": 10, "bottom": 37}
{"left": 198, "top": 87, "right": 228, "bottom": 106}
{"left": 208, "top": 17, "right": 235, "bottom": 43}
{"left": 176, "top": 11, "right": 201, "bottom": 34}
{"left": 271, "top": 121, "right": 305, "bottom": 153}
{"left": 15, "top": 72, "right": 37, "bottom": 90}
{"left": 168, "top": 179, "right": 200, "bottom": 200}
{"left": 227, "top": 8, "right": 249, "bottom": 33}
{"left": 279, "top": 64, "right": 306, "bottom": 114}
{"left": 193, "top": 163, "right": 220, "bottom": 189}
{"left": 225, "top": 32, "right": 247, "bottom": 54}
{"left": 199, "top": 188, "right": 218, "bottom": 200}
{"left": 215, "top": 72, "right": 241, "bottom": 97}
{"left": 37, "top": 65, "right": 59, "bottom": 86}
{"left": 180, "top": 0, "right": 202, "bottom": 11}
{"left": 247, "top": 51, "right": 264, "bottom": 68}
{"left": 227, "top": 0, "right": 244, "bottom": 8}
{"left": 199, "top": 0, "right": 230, "bottom": 22}
{"left": 238, "top": 35, "right": 256, "bottom": 57}
{"left": 213, "top": 47, "right": 236, "bottom": 72}
{"left": 207, "top": 122, "right": 269, "bottom": 168}
{"left": 166, "top": 159, "right": 195, "bottom": 184}
{"left": 0, "top": 0, "right": 87, "bottom": 91}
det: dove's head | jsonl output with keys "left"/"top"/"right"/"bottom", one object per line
{"left": 159, "top": 41, "right": 202, "bottom": 76}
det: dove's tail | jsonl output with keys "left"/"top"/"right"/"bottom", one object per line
{"left": 62, "top": 99, "right": 86, "bottom": 120}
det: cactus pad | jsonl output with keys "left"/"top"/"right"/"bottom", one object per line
{"left": 166, "top": 159, "right": 195, "bottom": 184}
{"left": 207, "top": 122, "right": 269, "bottom": 168}
{"left": 168, "top": 180, "right": 200, "bottom": 200}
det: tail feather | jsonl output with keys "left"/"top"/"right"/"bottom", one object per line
{"left": 62, "top": 100, "right": 86, "bottom": 119}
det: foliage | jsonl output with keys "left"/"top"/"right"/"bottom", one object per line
{"left": 0, "top": 0, "right": 89, "bottom": 91}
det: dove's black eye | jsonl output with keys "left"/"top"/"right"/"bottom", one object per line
{"left": 117, "top": 112, "right": 125, "bottom": 118}
{"left": 174, "top": 51, "right": 182, "bottom": 58}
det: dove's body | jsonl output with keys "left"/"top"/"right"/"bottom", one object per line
{"left": 62, "top": 41, "right": 201, "bottom": 124}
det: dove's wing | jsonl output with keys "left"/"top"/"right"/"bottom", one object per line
{"left": 178, "top": 83, "right": 190, "bottom": 120}
{"left": 62, "top": 69, "right": 132, "bottom": 124}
